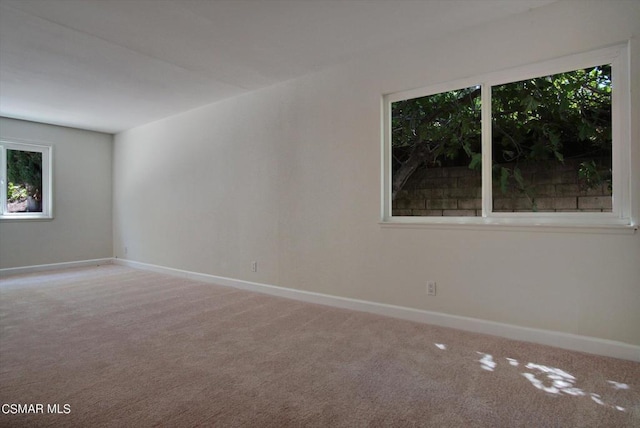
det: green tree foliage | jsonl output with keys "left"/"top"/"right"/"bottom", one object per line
{"left": 7, "top": 182, "right": 27, "bottom": 202}
{"left": 391, "top": 87, "right": 481, "bottom": 199}
{"left": 391, "top": 65, "right": 612, "bottom": 199}
{"left": 7, "top": 150, "right": 42, "bottom": 201}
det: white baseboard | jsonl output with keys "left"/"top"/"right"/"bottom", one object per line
{"left": 114, "top": 258, "right": 640, "bottom": 362}
{"left": 0, "top": 258, "right": 114, "bottom": 277}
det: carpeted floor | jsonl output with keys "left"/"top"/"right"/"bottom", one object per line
{"left": 0, "top": 264, "right": 638, "bottom": 427}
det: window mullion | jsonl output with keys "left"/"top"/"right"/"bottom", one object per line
{"left": 611, "top": 50, "right": 630, "bottom": 220}
{"left": 481, "top": 84, "right": 492, "bottom": 217}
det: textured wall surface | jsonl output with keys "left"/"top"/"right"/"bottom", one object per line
{"left": 113, "top": 1, "right": 640, "bottom": 345}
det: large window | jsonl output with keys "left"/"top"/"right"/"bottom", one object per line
{"left": 383, "top": 45, "right": 631, "bottom": 227}
{"left": 0, "top": 140, "right": 53, "bottom": 220}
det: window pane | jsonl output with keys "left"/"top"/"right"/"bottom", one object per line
{"left": 391, "top": 86, "right": 482, "bottom": 216}
{"left": 6, "top": 149, "right": 43, "bottom": 213}
{"left": 491, "top": 65, "right": 612, "bottom": 213}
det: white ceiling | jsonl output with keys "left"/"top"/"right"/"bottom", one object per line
{"left": 0, "top": 0, "right": 556, "bottom": 134}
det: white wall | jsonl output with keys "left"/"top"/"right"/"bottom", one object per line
{"left": 0, "top": 117, "right": 113, "bottom": 268}
{"left": 114, "top": 1, "right": 640, "bottom": 346}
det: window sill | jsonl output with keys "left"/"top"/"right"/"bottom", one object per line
{"left": 379, "top": 218, "right": 637, "bottom": 234}
{"left": 0, "top": 215, "right": 54, "bottom": 222}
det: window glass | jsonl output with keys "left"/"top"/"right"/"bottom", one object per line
{"left": 6, "top": 149, "right": 43, "bottom": 213}
{"left": 391, "top": 86, "right": 481, "bottom": 216}
{"left": 491, "top": 65, "right": 612, "bottom": 213}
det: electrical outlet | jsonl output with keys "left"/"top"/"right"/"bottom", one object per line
{"left": 251, "top": 261, "right": 257, "bottom": 272}
{"left": 427, "top": 281, "right": 436, "bottom": 296}
{"left": 124, "top": 246, "right": 128, "bottom": 255}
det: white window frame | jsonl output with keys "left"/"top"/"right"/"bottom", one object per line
{"left": 382, "top": 44, "right": 633, "bottom": 229}
{"left": 0, "top": 140, "right": 53, "bottom": 220}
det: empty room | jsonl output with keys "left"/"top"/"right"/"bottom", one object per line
{"left": 1, "top": 0, "right": 639, "bottom": 426}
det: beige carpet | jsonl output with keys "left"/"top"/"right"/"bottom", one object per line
{"left": 0, "top": 265, "right": 638, "bottom": 427}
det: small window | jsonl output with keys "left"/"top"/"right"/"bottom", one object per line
{"left": 0, "top": 140, "right": 53, "bottom": 220}
{"left": 383, "top": 45, "right": 631, "bottom": 227}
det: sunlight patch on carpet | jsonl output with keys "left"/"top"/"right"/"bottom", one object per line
{"left": 433, "top": 343, "right": 630, "bottom": 413}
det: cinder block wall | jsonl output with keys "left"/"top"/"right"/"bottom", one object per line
{"left": 393, "top": 158, "right": 611, "bottom": 216}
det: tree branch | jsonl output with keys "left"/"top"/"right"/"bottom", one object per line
{"left": 392, "top": 140, "right": 434, "bottom": 200}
